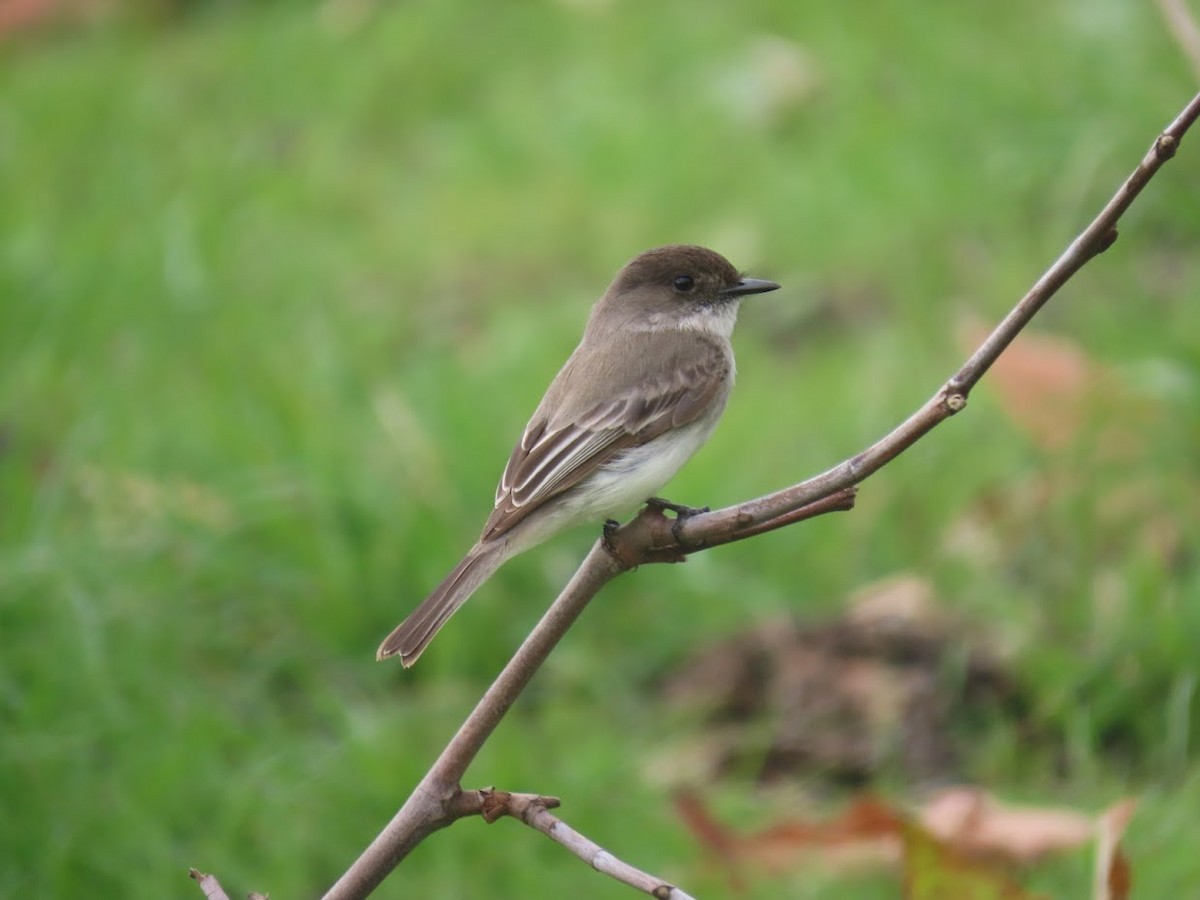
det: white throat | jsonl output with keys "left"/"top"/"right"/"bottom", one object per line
{"left": 642, "top": 300, "right": 740, "bottom": 339}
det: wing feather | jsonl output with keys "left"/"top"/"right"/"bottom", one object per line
{"left": 481, "top": 337, "right": 730, "bottom": 542}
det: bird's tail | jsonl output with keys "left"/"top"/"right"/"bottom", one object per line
{"left": 376, "top": 541, "right": 508, "bottom": 666}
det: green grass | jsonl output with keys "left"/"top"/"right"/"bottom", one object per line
{"left": 1, "top": 1, "right": 1198, "bottom": 897}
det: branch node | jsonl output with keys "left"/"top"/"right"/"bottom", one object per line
{"left": 474, "top": 788, "right": 563, "bottom": 826}
{"left": 601, "top": 525, "right": 642, "bottom": 569}
{"left": 1097, "top": 227, "right": 1120, "bottom": 254}
{"left": 479, "top": 788, "right": 510, "bottom": 824}
{"left": 944, "top": 392, "right": 968, "bottom": 413}
{"left": 608, "top": 505, "right": 696, "bottom": 565}
{"left": 1156, "top": 132, "right": 1179, "bottom": 160}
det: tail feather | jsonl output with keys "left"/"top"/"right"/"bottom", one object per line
{"left": 376, "top": 542, "right": 507, "bottom": 666}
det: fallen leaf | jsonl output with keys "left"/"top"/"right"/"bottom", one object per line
{"left": 904, "top": 819, "right": 1036, "bottom": 900}
{"left": 675, "top": 790, "right": 904, "bottom": 878}
{"left": 676, "top": 788, "right": 1136, "bottom": 893}
{"left": 956, "top": 320, "right": 1150, "bottom": 455}
{"left": 0, "top": 0, "right": 104, "bottom": 37}
{"left": 656, "top": 578, "right": 1015, "bottom": 784}
{"left": 919, "top": 787, "right": 1100, "bottom": 865}
{"left": 1093, "top": 799, "right": 1137, "bottom": 900}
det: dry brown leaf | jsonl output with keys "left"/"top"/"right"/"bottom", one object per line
{"left": 847, "top": 574, "right": 943, "bottom": 631}
{"left": 961, "top": 321, "right": 1095, "bottom": 450}
{"left": 1093, "top": 799, "right": 1137, "bottom": 900}
{"left": 956, "top": 320, "right": 1150, "bottom": 454}
{"left": 919, "top": 787, "right": 1100, "bottom": 865}
{"left": 675, "top": 790, "right": 904, "bottom": 875}
{"left": 657, "top": 579, "right": 1015, "bottom": 784}
{"left": 0, "top": 0, "right": 59, "bottom": 35}
{"left": 0, "top": 0, "right": 103, "bottom": 37}
{"left": 903, "top": 819, "right": 1036, "bottom": 900}
{"left": 677, "top": 788, "right": 1136, "bottom": 888}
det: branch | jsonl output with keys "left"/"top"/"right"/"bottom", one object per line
{"left": 668, "top": 91, "right": 1200, "bottom": 548}
{"left": 321, "top": 492, "right": 856, "bottom": 900}
{"left": 478, "top": 790, "right": 697, "bottom": 900}
{"left": 188, "top": 869, "right": 231, "bottom": 900}
{"left": 189, "top": 868, "right": 266, "bottom": 900}
{"left": 215, "top": 91, "right": 1200, "bottom": 900}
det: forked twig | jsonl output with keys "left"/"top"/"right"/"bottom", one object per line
{"left": 317, "top": 89, "right": 1200, "bottom": 900}
{"left": 195, "top": 90, "right": 1200, "bottom": 900}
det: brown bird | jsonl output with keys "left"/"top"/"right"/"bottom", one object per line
{"left": 378, "top": 245, "right": 780, "bottom": 665}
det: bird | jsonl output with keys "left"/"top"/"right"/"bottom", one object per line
{"left": 377, "top": 245, "right": 780, "bottom": 665}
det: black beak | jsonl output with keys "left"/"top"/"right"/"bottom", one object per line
{"left": 721, "top": 277, "right": 781, "bottom": 298}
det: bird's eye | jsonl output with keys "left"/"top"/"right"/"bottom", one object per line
{"left": 673, "top": 275, "right": 695, "bottom": 294}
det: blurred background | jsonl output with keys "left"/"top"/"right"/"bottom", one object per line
{"left": 1, "top": 0, "right": 1198, "bottom": 897}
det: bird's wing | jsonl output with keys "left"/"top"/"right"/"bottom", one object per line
{"left": 480, "top": 336, "right": 729, "bottom": 542}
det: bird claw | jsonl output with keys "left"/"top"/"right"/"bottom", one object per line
{"left": 645, "top": 497, "right": 709, "bottom": 517}
{"left": 601, "top": 518, "right": 621, "bottom": 555}
{"left": 645, "top": 497, "right": 709, "bottom": 544}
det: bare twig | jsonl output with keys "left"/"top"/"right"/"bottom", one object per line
{"left": 189, "top": 868, "right": 266, "bottom": 900}
{"left": 1092, "top": 799, "right": 1137, "bottom": 900}
{"left": 197, "top": 91, "right": 1200, "bottom": 900}
{"left": 322, "top": 547, "right": 632, "bottom": 899}
{"left": 189, "top": 869, "right": 231, "bottom": 900}
{"left": 480, "top": 790, "right": 697, "bottom": 900}
{"left": 319, "top": 421, "right": 861, "bottom": 900}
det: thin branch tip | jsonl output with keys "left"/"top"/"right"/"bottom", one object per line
{"left": 189, "top": 868, "right": 238, "bottom": 900}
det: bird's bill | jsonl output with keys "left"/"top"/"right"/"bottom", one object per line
{"left": 720, "top": 277, "right": 781, "bottom": 297}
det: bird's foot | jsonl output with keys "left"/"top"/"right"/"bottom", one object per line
{"left": 645, "top": 497, "right": 709, "bottom": 544}
{"left": 645, "top": 497, "right": 709, "bottom": 517}
{"left": 601, "top": 518, "right": 622, "bottom": 555}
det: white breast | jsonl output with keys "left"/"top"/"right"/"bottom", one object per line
{"left": 558, "top": 414, "right": 723, "bottom": 522}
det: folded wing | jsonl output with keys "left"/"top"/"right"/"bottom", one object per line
{"left": 481, "top": 343, "right": 729, "bottom": 542}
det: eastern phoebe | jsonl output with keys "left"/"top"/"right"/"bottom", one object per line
{"left": 377, "top": 245, "right": 780, "bottom": 665}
